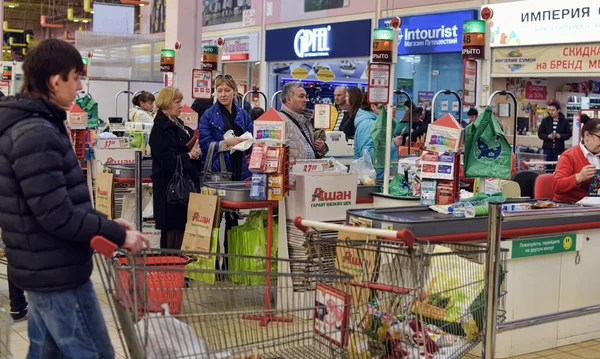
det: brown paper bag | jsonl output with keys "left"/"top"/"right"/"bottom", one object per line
{"left": 181, "top": 193, "right": 220, "bottom": 252}
{"left": 95, "top": 172, "right": 114, "bottom": 219}
{"left": 336, "top": 230, "right": 376, "bottom": 308}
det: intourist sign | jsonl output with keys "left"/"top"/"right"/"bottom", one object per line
{"left": 265, "top": 20, "right": 372, "bottom": 61}
{"left": 491, "top": 44, "right": 600, "bottom": 76}
{"left": 484, "top": 1, "right": 600, "bottom": 47}
{"left": 379, "top": 10, "right": 477, "bottom": 55}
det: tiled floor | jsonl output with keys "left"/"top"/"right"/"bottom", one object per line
{"left": 1, "top": 269, "right": 600, "bottom": 359}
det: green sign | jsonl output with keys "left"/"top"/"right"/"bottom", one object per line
{"left": 373, "top": 28, "right": 394, "bottom": 41}
{"left": 203, "top": 45, "right": 219, "bottom": 54}
{"left": 463, "top": 20, "right": 486, "bottom": 34}
{"left": 511, "top": 234, "right": 576, "bottom": 259}
{"left": 161, "top": 49, "right": 175, "bottom": 57}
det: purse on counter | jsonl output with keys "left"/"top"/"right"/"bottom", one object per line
{"left": 200, "top": 141, "right": 233, "bottom": 186}
{"left": 166, "top": 156, "right": 197, "bottom": 205}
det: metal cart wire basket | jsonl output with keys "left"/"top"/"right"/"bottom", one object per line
{"left": 92, "top": 236, "right": 353, "bottom": 359}
{"left": 295, "top": 219, "right": 508, "bottom": 359}
{"left": 516, "top": 150, "right": 547, "bottom": 173}
{"left": 0, "top": 308, "right": 11, "bottom": 359}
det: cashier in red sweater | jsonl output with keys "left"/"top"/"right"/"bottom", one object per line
{"left": 553, "top": 115, "right": 600, "bottom": 202}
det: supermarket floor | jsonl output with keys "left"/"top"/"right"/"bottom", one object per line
{"left": 1, "top": 270, "right": 600, "bottom": 359}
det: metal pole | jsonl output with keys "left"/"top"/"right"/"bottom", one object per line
{"left": 270, "top": 90, "right": 282, "bottom": 110}
{"left": 483, "top": 202, "right": 503, "bottom": 359}
{"left": 134, "top": 150, "right": 143, "bottom": 232}
{"left": 488, "top": 90, "right": 518, "bottom": 153}
{"left": 383, "top": 64, "right": 396, "bottom": 195}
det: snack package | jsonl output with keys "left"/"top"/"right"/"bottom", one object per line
{"left": 268, "top": 174, "right": 285, "bottom": 201}
{"left": 249, "top": 174, "right": 267, "bottom": 200}
{"left": 264, "top": 147, "right": 282, "bottom": 174}
{"left": 249, "top": 144, "right": 268, "bottom": 171}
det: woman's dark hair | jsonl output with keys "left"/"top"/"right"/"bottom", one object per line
{"left": 580, "top": 114, "right": 591, "bottom": 126}
{"left": 21, "top": 39, "right": 84, "bottom": 97}
{"left": 548, "top": 101, "right": 561, "bottom": 110}
{"left": 360, "top": 91, "right": 372, "bottom": 111}
{"left": 582, "top": 117, "right": 600, "bottom": 138}
{"left": 346, "top": 87, "right": 363, "bottom": 118}
{"left": 132, "top": 91, "right": 155, "bottom": 107}
{"left": 404, "top": 100, "right": 417, "bottom": 112}
{"left": 250, "top": 107, "right": 265, "bottom": 121}
{"left": 467, "top": 107, "right": 478, "bottom": 117}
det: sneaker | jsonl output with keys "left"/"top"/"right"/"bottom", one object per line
{"left": 10, "top": 308, "right": 27, "bottom": 322}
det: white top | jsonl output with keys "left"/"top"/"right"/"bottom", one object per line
{"left": 580, "top": 143, "right": 600, "bottom": 169}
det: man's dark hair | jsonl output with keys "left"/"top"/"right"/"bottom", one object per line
{"left": 415, "top": 107, "right": 424, "bottom": 116}
{"left": 467, "top": 107, "right": 478, "bottom": 117}
{"left": 21, "top": 39, "right": 84, "bottom": 97}
{"left": 548, "top": 101, "right": 561, "bottom": 110}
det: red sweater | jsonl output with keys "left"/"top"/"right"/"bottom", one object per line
{"left": 552, "top": 146, "right": 590, "bottom": 202}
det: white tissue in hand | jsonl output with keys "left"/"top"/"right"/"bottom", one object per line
{"left": 230, "top": 132, "right": 254, "bottom": 154}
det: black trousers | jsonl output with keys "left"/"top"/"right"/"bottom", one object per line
{"left": 8, "top": 267, "right": 27, "bottom": 313}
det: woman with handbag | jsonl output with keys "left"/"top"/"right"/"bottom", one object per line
{"left": 150, "top": 87, "right": 201, "bottom": 249}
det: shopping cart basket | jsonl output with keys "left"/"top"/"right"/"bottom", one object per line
{"left": 0, "top": 308, "right": 11, "bottom": 359}
{"left": 92, "top": 236, "right": 353, "bottom": 359}
{"left": 295, "top": 219, "right": 508, "bottom": 359}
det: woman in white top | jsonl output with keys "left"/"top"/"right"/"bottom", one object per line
{"left": 128, "top": 91, "right": 155, "bottom": 123}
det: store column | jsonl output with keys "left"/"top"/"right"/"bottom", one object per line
{"left": 165, "top": 0, "right": 203, "bottom": 100}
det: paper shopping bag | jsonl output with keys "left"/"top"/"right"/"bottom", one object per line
{"left": 95, "top": 172, "right": 114, "bottom": 219}
{"left": 181, "top": 193, "right": 219, "bottom": 252}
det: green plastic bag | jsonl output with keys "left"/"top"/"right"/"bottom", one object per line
{"left": 388, "top": 173, "right": 410, "bottom": 196}
{"left": 370, "top": 105, "right": 398, "bottom": 169}
{"left": 464, "top": 107, "right": 512, "bottom": 179}
{"left": 76, "top": 95, "right": 99, "bottom": 129}
{"left": 185, "top": 228, "right": 219, "bottom": 285}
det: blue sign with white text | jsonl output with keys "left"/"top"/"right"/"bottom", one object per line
{"left": 380, "top": 10, "right": 477, "bottom": 55}
{"left": 265, "top": 20, "right": 372, "bottom": 62}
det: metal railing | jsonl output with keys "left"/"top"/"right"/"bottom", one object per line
{"left": 483, "top": 202, "right": 600, "bottom": 359}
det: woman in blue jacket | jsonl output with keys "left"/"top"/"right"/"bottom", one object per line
{"left": 354, "top": 95, "right": 398, "bottom": 179}
{"left": 199, "top": 75, "right": 253, "bottom": 181}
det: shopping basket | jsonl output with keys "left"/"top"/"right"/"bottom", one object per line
{"left": 92, "top": 236, "right": 353, "bottom": 359}
{"left": 296, "top": 219, "right": 508, "bottom": 359}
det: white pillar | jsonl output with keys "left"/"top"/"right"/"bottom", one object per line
{"left": 165, "top": 0, "right": 203, "bottom": 105}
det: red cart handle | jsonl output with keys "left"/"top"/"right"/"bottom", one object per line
{"left": 91, "top": 236, "right": 118, "bottom": 258}
{"left": 293, "top": 217, "right": 416, "bottom": 248}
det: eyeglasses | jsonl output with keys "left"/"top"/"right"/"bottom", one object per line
{"left": 589, "top": 132, "right": 600, "bottom": 140}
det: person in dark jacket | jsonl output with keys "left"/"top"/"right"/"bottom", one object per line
{"left": 191, "top": 97, "right": 214, "bottom": 118}
{"left": 150, "top": 86, "right": 201, "bottom": 249}
{"left": 0, "top": 39, "right": 148, "bottom": 358}
{"left": 199, "top": 74, "right": 253, "bottom": 182}
{"left": 538, "top": 101, "right": 572, "bottom": 166}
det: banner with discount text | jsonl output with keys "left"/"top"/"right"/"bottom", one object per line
{"left": 492, "top": 44, "right": 600, "bottom": 76}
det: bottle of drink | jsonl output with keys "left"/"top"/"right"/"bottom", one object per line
{"left": 452, "top": 202, "right": 465, "bottom": 218}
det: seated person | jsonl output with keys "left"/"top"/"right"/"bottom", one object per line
{"left": 552, "top": 115, "right": 600, "bottom": 202}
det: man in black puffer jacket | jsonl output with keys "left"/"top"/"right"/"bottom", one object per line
{"left": 0, "top": 39, "right": 149, "bottom": 358}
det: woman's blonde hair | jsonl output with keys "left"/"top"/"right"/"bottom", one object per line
{"left": 155, "top": 86, "right": 184, "bottom": 110}
{"left": 214, "top": 74, "right": 237, "bottom": 91}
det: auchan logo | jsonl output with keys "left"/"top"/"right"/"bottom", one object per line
{"left": 191, "top": 212, "right": 211, "bottom": 225}
{"left": 341, "top": 250, "right": 371, "bottom": 270}
{"left": 312, "top": 188, "right": 351, "bottom": 202}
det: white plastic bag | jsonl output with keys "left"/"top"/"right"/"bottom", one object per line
{"left": 324, "top": 157, "right": 348, "bottom": 173}
{"left": 350, "top": 150, "right": 377, "bottom": 185}
{"left": 134, "top": 304, "right": 210, "bottom": 359}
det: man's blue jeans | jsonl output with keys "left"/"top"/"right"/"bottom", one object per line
{"left": 26, "top": 280, "right": 115, "bottom": 359}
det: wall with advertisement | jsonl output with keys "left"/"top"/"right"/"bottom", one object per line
{"left": 380, "top": 0, "right": 474, "bottom": 11}
{"left": 379, "top": 10, "right": 477, "bottom": 122}
{"left": 264, "top": 0, "right": 375, "bottom": 24}
{"left": 202, "top": 0, "right": 263, "bottom": 30}
{"left": 202, "top": 33, "right": 260, "bottom": 62}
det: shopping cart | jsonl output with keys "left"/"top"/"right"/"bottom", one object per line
{"left": 516, "top": 150, "right": 547, "bottom": 173}
{"left": 92, "top": 236, "right": 352, "bottom": 359}
{"left": 0, "top": 308, "right": 11, "bottom": 359}
{"left": 294, "top": 219, "right": 508, "bottom": 359}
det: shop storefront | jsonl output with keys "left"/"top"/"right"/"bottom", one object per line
{"left": 264, "top": 19, "right": 372, "bottom": 110}
{"left": 380, "top": 10, "right": 478, "bottom": 121}
{"left": 486, "top": 0, "right": 600, "bottom": 148}
{"left": 202, "top": 33, "right": 260, "bottom": 104}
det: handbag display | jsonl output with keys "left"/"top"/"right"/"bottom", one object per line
{"left": 200, "top": 142, "right": 233, "bottom": 186}
{"left": 166, "top": 156, "right": 197, "bottom": 205}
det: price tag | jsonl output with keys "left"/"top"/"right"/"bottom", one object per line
{"left": 291, "top": 159, "right": 329, "bottom": 173}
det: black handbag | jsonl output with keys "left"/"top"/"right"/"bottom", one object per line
{"left": 200, "top": 141, "right": 233, "bottom": 186}
{"left": 166, "top": 156, "right": 197, "bottom": 205}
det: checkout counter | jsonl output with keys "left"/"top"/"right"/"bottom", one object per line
{"left": 345, "top": 202, "right": 600, "bottom": 357}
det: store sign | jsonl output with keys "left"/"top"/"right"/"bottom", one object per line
{"left": 192, "top": 69, "right": 212, "bottom": 100}
{"left": 367, "top": 63, "right": 391, "bottom": 105}
{"left": 201, "top": 45, "right": 219, "bottom": 71}
{"left": 372, "top": 28, "right": 395, "bottom": 63}
{"left": 202, "top": 34, "right": 259, "bottom": 62}
{"left": 484, "top": 1, "right": 600, "bottom": 47}
{"left": 525, "top": 78, "right": 548, "bottom": 101}
{"left": 380, "top": 10, "right": 477, "bottom": 55}
{"left": 492, "top": 44, "right": 600, "bottom": 75}
{"left": 462, "top": 20, "right": 486, "bottom": 60}
{"left": 265, "top": 20, "right": 372, "bottom": 61}
{"left": 160, "top": 49, "right": 175, "bottom": 73}
{"left": 511, "top": 234, "right": 576, "bottom": 259}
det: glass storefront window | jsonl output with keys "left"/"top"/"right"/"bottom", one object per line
{"left": 394, "top": 53, "right": 468, "bottom": 124}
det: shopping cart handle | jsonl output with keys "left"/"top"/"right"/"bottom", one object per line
{"left": 91, "top": 236, "right": 118, "bottom": 258}
{"left": 293, "top": 216, "right": 309, "bottom": 233}
{"left": 396, "top": 229, "right": 416, "bottom": 248}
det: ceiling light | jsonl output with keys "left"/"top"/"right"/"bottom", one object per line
{"left": 8, "top": 5, "right": 15, "bottom": 8}
{"left": 139, "top": 4, "right": 145, "bottom": 6}
{"left": 74, "top": 19, "right": 79, "bottom": 22}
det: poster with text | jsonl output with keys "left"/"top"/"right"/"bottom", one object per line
{"left": 418, "top": 91, "right": 434, "bottom": 109}
{"left": 397, "top": 78, "right": 414, "bottom": 101}
{"left": 305, "top": 0, "right": 349, "bottom": 12}
{"left": 203, "top": 0, "right": 253, "bottom": 26}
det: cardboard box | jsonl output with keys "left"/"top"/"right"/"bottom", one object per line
{"left": 286, "top": 172, "right": 357, "bottom": 221}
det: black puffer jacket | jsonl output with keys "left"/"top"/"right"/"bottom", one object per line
{"left": 0, "top": 95, "right": 126, "bottom": 292}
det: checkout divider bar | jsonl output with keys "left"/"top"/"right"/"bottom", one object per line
{"left": 483, "top": 202, "right": 600, "bottom": 359}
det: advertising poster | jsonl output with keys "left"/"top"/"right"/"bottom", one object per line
{"left": 418, "top": 91, "right": 434, "bottom": 109}
{"left": 150, "top": 0, "right": 166, "bottom": 33}
{"left": 305, "top": 0, "right": 349, "bottom": 12}
{"left": 525, "top": 78, "right": 548, "bottom": 101}
{"left": 397, "top": 78, "right": 414, "bottom": 100}
{"left": 368, "top": 63, "right": 391, "bottom": 105}
{"left": 203, "top": 0, "right": 253, "bottom": 26}
{"left": 271, "top": 60, "right": 368, "bottom": 80}
{"left": 192, "top": 69, "right": 213, "bottom": 100}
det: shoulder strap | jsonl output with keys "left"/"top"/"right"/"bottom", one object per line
{"left": 281, "top": 111, "right": 317, "bottom": 157}
{"left": 203, "top": 141, "right": 217, "bottom": 173}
